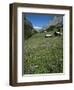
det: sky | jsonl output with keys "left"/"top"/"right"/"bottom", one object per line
{"left": 24, "top": 13, "right": 55, "bottom": 29}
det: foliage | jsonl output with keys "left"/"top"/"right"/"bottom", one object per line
{"left": 45, "top": 25, "right": 63, "bottom": 34}
{"left": 46, "top": 25, "right": 56, "bottom": 32}
{"left": 32, "top": 29, "right": 38, "bottom": 35}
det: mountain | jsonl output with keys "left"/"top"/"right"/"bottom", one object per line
{"left": 24, "top": 16, "right": 33, "bottom": 39}
{"left": 33, "top": 26, "right": 42, "bottom": 32}
{"left": 48, "top": 16, "right": 63, "bottom": 27}
{"left": 42, "top": 15, "right": 63, "bottom": 32}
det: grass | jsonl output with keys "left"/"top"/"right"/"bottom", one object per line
{"left": 24, "top": 32, "right": 63, "bottom": 74}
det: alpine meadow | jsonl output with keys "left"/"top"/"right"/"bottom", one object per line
{"left": 23, "top": 13, "right": 63, "bottom": 74}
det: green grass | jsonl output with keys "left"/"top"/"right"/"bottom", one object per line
{"left": 24, "top": 32, "right": 63, "bottom": 74}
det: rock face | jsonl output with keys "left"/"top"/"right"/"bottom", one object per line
{"left": 45, "top": 16, "right": 63, "bottom": 32}
{"left": 48, "top": 16, "right": 63, "bottom": 27}
{"left": 24, "top": 16, "right": 33, "bottom": 39}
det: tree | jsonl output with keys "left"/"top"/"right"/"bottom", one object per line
{"left": 46, "top": 25, "right": 55, "bottom": 32}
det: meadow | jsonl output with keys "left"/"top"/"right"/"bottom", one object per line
{"left": 24, "top": 32, "right": 63, "bottom": 74}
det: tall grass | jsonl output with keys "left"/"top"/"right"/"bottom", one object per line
{"left": 24, "top": 33, "right": 63, "bottom": 74}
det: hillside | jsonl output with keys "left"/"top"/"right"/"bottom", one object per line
{"left": 24, "top": 16, "right": 38, "bottom": 39}
{"left": 48, "top": 16, "right": 63, "bottom": 27}
{"left": 42, "top": 16, "right": 63, "bottom": 33}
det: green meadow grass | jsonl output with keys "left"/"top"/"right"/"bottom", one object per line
{"left": 24, "top": 32, "right": 63, "bottom": 74}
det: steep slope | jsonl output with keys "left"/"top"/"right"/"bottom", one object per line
{"left": 48, "top": 16, "right": 63, "bottom": 27}
{"left": 45, "top": 16, "right": 63, "bottom": 32}
{"left": 24, "top": 16, "right": 33, "bottom": 39}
